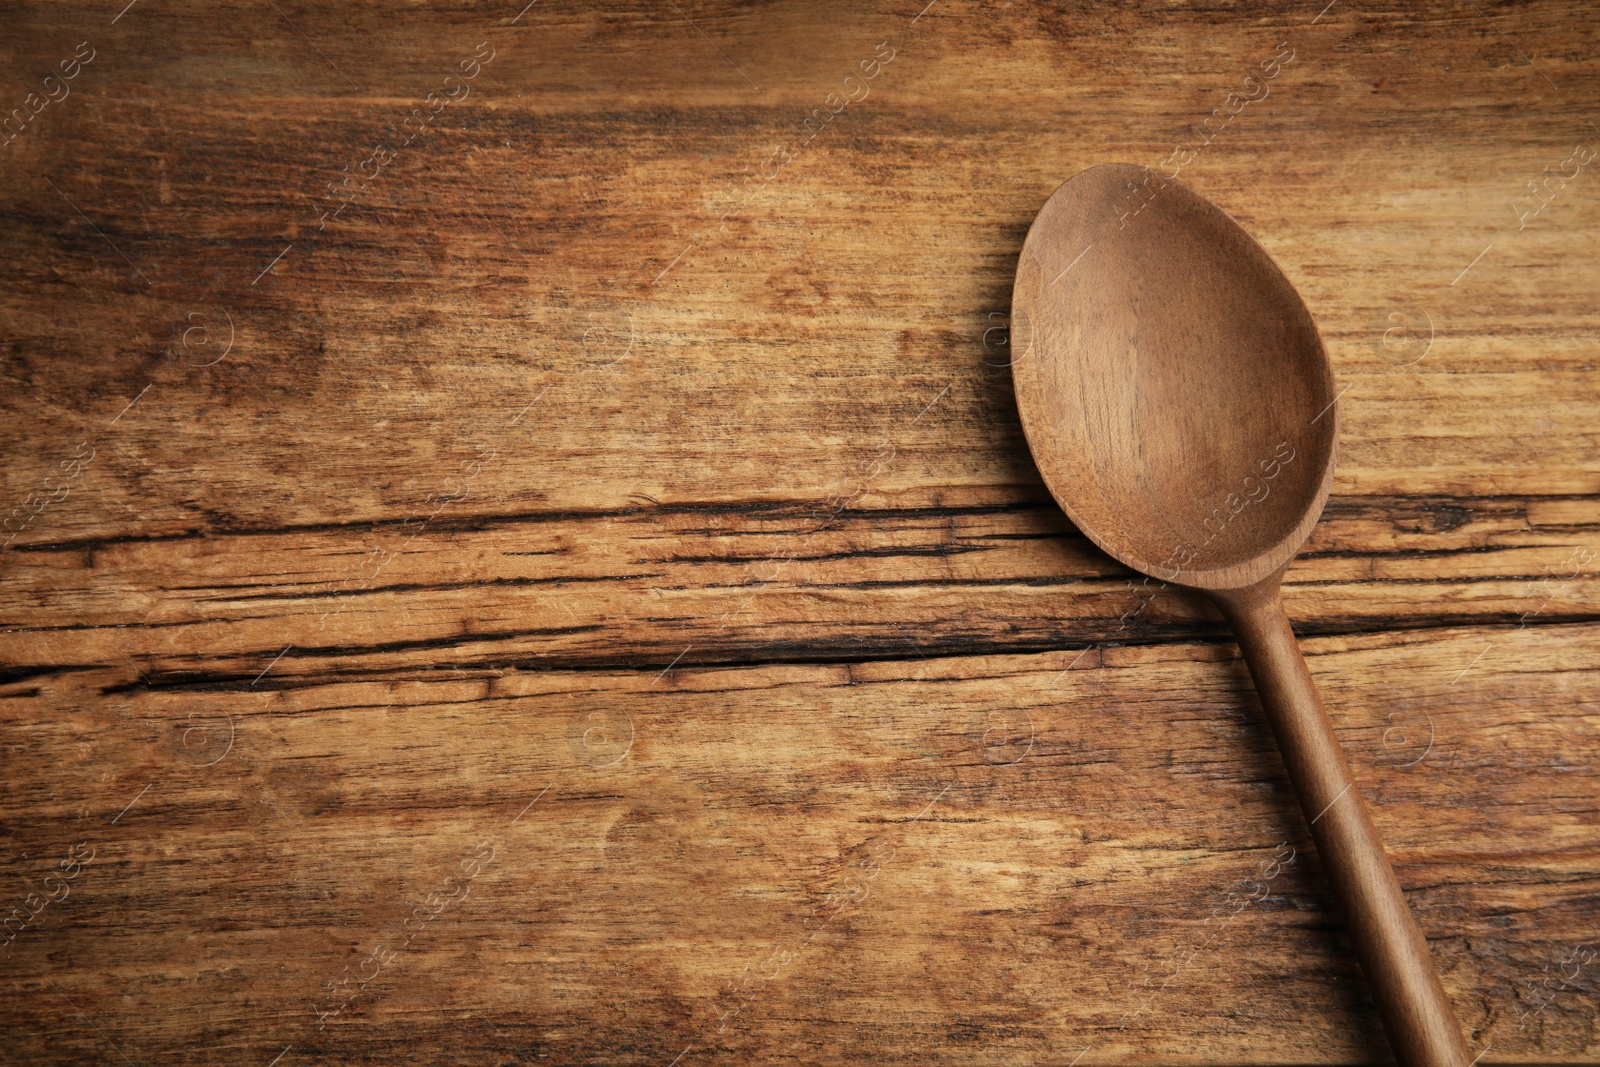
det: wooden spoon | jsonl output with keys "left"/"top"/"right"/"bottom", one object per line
{"left": 1010, "top": 163, "right": 1470, "bottom": 1066}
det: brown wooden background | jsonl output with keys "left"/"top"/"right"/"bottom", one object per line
{"left": 2, "top": 0, "right": 1597, "bottom": 1063}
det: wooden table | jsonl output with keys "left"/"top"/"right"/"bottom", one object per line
{"left": 2, "top": 1, "right": 1597, "bottom": 1063}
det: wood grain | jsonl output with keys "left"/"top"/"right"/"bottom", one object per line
{"left": 2, "top": 0, "right": 1598, "bottom": 1063}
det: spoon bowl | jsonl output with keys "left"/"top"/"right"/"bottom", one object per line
{"left": 1012, "top": 163, "right": 1337, "bottom": 589}
{"left": 1011, "top": 164, "right": 1470, "bottom": 1067}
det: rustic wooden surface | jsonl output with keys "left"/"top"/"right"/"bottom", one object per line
{"left": 2, "top": 1, "right": 1598, "bottom": 1064}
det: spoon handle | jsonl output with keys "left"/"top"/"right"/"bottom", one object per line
{"left": 1213, "top": 580, "right": 1470, "bottom": 1067}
